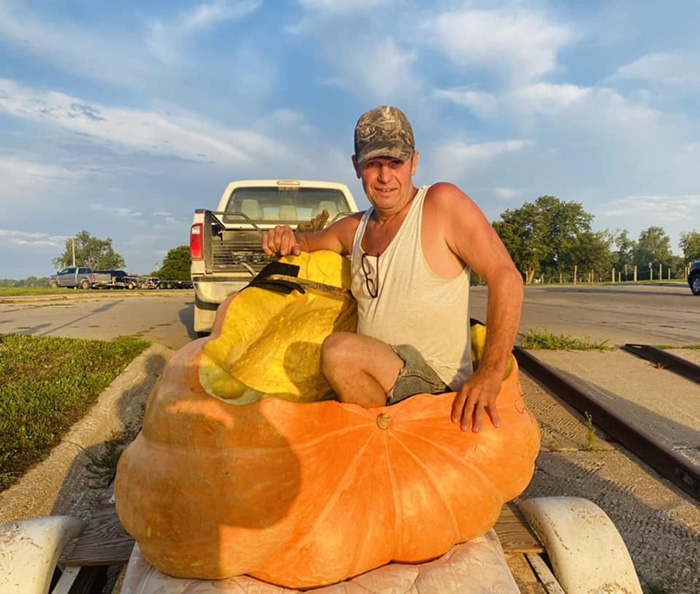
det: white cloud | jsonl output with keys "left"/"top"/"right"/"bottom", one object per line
{"left": 297, "top": 0, "right": 388, "bottom": 13}
{"left": 86, "top": 205, "right": 187, "bottom": 231}
{"left": 88, "top": 204, "right": 144, "bottom": 219}
{"left": 125, "top": 235, "right": 159, "bottom": 247}
{"left": 434, "top": 88, "right": 498, "bottom": 116}
{"left": 0, "top": 229, "right": 67, "bottom": 248}
{"left": 517, "top": 83, "right": 590, "bottom": 113}
{"left": 426, "top": 7, "right": 575, "bottom": 85}
{"left": 260, "top": 109, "right": 314, "bottom": 135}
{"left": 289, "top": 0, "right": 421, "bottom": 101}
{"left": 321, "top": 38, "right": 421, "bottom": 102}
{"left": 612, "top": 53, "right": 700, "bottom": 91}
{"left": 427, "top": 138, "right": 532, "bottom": 182}
{"left": 0, "top": 0, "right": 268, "bottom": 97}
{"left": 0, "top": 78, "right": 292, "bottom": 167}
{"left": 293, "top": 4, "right": 577, "bottom": 117}
{"left": 435, "top": 83, "right": 589, "bottom": 118}
{"left": 602, "top": 195, "right": 700, "bottom": 223}
{"left": 492, "top": 187, "right": 518, "bottom": 201}
{"left": 184, "top": 0, "right": 262, "bottom": 31}
{"left": 0, "top": 1, "right": 154, "bottom": 89}
{"left": 148, "top": 0, "right": 262, "bottom": 61}
{"left": 0, "top": 156, "right": 86, "bottom": 204}
{"left": 439, "top": 139, "right": 531, "bottom": 162}
{"left": 0, "top": 156, "right": 84, "bottom": 183}
{"left": 435, "top": 81, "right": 672, "bottom": 155}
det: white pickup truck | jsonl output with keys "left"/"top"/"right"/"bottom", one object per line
{"left": 190, "top": 180, "right": 359, "bottom": 334}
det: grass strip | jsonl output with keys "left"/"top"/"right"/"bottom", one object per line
{"left": 0, "top": 287, "right": 74, "bottom": 296}
{"left": 521, "top": 328, "right": 611, "bottom": 351}
{"left": 654, "top": 344, "right": 700, "bottom": 350}
{"left": 0, "top": 334, "right": 150, "bottom": 492}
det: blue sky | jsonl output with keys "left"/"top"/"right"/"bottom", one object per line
{"left": 1, "top": 0, "right": 699, "bottom": 278}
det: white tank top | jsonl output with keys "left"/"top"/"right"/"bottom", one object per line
{"left": 350, "top": 186, "right": 473, "bottom": 389}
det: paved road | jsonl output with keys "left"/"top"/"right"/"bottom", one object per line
{"left": 1, "top": 283, "right": 698, "bottom": 350}
{"left": 0, "top": 292, "right": 197, "bottom": 350}
{"left": 472, "top": 283, "right": 700, "bottom": 347}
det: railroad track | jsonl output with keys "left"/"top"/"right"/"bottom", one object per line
{"left": 514, "top": 345, "right": 700, "bottom": 502}
{"left": 621, "top": 343, "right": 700, "bottom": 384}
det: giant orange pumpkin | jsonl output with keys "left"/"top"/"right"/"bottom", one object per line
{"left": 115, "top": 251, "right": 540, "bottom": 589}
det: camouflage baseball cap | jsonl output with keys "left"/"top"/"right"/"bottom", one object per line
{"left": 354, "top": 106, "right": 415, "bottom": 164}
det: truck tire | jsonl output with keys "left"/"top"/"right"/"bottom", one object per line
{"left": 80, "top": 278, "right": 90, "bottom": 290}
{"left": 127, "top": 281, "right": 137, "bottom": 290}
{"left": 49, "top": 280, "right": 58, "bottom": 289}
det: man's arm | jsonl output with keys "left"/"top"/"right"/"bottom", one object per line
{"left": 427, "top": 183, "right": 524, "bottom": 432}
{"left": 262, "top": 213, "right": 361, "bottom": 257}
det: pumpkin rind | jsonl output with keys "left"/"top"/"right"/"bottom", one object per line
{"left": 115, "top": 251, "right": 540, "bottom": 589}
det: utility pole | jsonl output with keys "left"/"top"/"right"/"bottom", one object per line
{"left": 72, "top": 239, "right": 76, "bottom": 267}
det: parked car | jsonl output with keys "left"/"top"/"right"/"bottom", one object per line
{"left": 688, "top": 261, "right": 700, "bottom": 295}
{"left": 49, "top": 267, "right": 110, "bottom": 289}
{"left": 93, "top": 270, "right": 133, "bottom": 289}
{"left": 94, "top": 269, "right": 128, "bottom": 282}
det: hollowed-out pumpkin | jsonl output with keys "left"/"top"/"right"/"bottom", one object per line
{"left": 115, "top": 251, "right": 540, "bottom": 589}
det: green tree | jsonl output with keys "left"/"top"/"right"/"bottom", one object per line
{"left": 565, "top": 231, "right": 614, "bottom": 280}
{"left": 634, "top": 226, "right": 673, "bottom": 269}
{"left": 679, "top": 230, "right": 700, "bottom": 262}
{"left": 156, "top": 246, "right": 191, "bottom": 281}
{"left": 493, "top": 201, "right": 542, "bottom": 284}
{"left": 493, "top": 196, "right": 599, "bottom": 283}
{"left": 52, "top": 231, "right": 126, "bottom": 271}
{"left": 611, "top": 229, "right": 637, "bottom": 269}
{"left": 19, "top": 276, "right": 51, "bottom": 288}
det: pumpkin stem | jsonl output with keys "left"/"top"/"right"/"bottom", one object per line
{"left": 376, "top": 413, "right": 393, "bottom": 430}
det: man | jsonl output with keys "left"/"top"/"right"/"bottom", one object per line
{"left": 262, "top": 106, "right": 523, "bottom": 432}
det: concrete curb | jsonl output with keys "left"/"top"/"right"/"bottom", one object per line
{"left": 0, "top": 343, "right": 174, "bottom": 525}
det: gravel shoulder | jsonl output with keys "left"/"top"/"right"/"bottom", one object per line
{"left": 520, "top": 369, "right": 700, "bottom": 594}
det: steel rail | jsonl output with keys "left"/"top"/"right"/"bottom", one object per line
{"left": 621, "top": 343, "right": 700, "bottom": 384}
{"left": 513, "top": 346, "right": 700, "bottom": 502}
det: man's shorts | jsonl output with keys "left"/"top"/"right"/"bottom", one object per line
{"left": 388, "top": 344, "right": 448, "bottom": 404}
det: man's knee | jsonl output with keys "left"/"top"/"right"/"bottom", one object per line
{"left": 321, "top": 332, "right": 355, "bottom": 373}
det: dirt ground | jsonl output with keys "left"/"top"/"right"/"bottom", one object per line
{"left": 520, "top": 372, "right": 700, "bottom": 594}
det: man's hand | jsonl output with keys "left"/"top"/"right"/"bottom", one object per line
{"left": 262, "top": 225, "right": 302, "bottom": 257}
{"left": 451, "top": 367, "right": 503, "bottom": 432}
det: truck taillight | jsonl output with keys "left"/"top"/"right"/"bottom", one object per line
{"left": 190, "top": 223, "right": 203, "bottom": 260}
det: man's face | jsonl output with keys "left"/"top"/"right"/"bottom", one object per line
{"left": 352, "top": 152, "right": 419, "bottom": 211}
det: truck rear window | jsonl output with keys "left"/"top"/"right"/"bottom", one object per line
{"left": 224, "top": 187, "right": 350, "bottom": 223}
